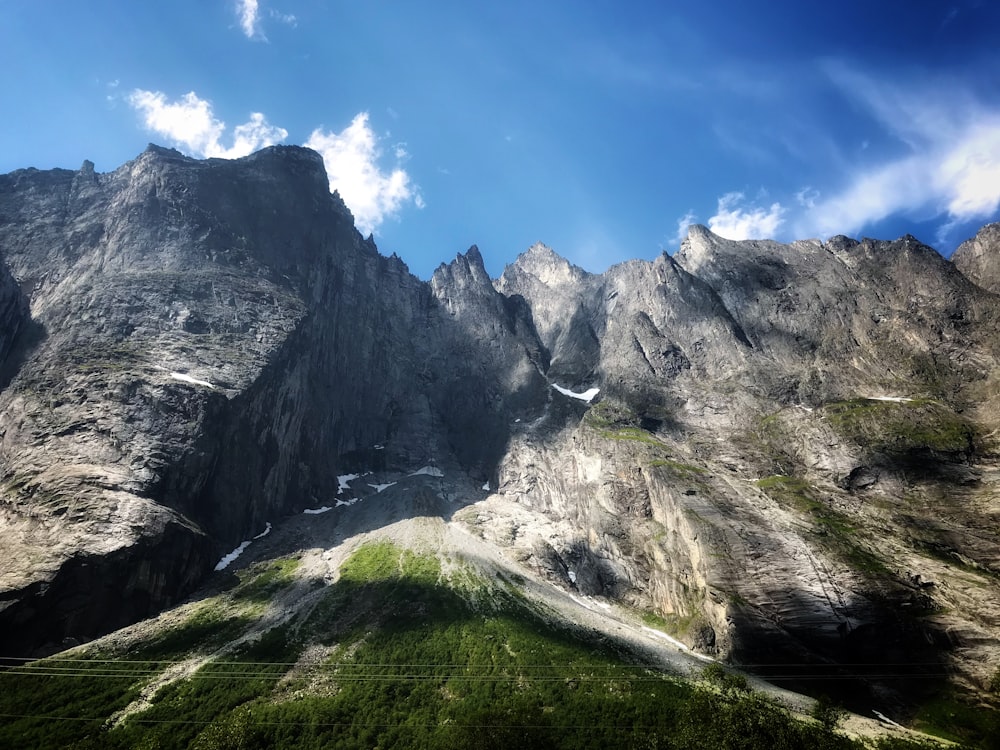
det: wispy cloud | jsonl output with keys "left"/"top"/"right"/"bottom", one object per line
{"left": 268, "top": 8, "right": 297, "bottom": 27}
{"left": 305, "top": 113, "right": 422, "bottom": 235}
{"left": 792, "top": 64, "right": 1000, "bottom": 240}
{"left": 237, "top": 0, "right": 262, "bottom": 39}
{"left": 235, "top": 1, "right": 294, "bottom": 40}
{"left": 707, "top": 192, "right": 784, "bottom": 240}
{"left": 128, "top": 90, "right": 287, "bottom": 158}
{"left": 795, "top": 187, "right": 819, "bottom": 209}
{"left": 672, "top": 210, "right": 697, "bottom": 246}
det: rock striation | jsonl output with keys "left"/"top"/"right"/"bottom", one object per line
{"left": 0, "top": 146, "right": 545, "bottom": 655}
{"left": 1, "top": 147, "right": 999, "bottom": 712}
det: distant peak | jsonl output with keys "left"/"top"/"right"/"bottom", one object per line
{"left": 524, "top": 241, "right": 559, "bottom": 258}
{"left": 141, "top": 143, "right": 188, "bottom": 160}
{"left": 431, "top": 244, "right": 492, "bottom": 290}
{"left": 502, "top": 242, "right": 591, "bottom": 288}
{"left": 465, "top": 244, "right": 484, "bottom": 264}
{"left": 674, "top": 223, "right": 721, "bottom": 274}
{"left": 686, "top": 223, "right": 716, "bottom": 242}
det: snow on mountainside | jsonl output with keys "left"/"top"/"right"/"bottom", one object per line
{"left": 1, "top": 147, "right": 999, "bottom": 743}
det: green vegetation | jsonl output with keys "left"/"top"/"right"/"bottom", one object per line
{"left": 585, "top": 401, "right": 663, "bottom": 445}
{"left": 640, "top": 609, "right": 709, "bottom": 643}
{"left": 0, "top": 541, "right": 965, "bottom": 749}
{"left": 811, "top": 694, "right": 848, "bottom": 732}
{"left": 597, "top": 425, "right": 666, "bottom": 446}
{"left": 649, "top": 458, "right": 706, "bottom": 475}
{"left": 64, "top": 339, "right": 143, "bottom": 374}
{"left": 823, "top": 398, "right": 977, "bottom": 456}
{"left": 0, "top": 654, "right": 148, "bottom": 749}
{"left": 755, "top": 475, "right": 890, "bottom": 577}
{"left": 232, "top": 556, "right": 302, "bottom": 603}
{"left": 133, "top": 602, "right": 259, "bottom": 660}
{"left": 913, "top": 692, "right": 1000, "bottom": 749}
{"left": 583, "top": 400, "right": 640, "bottom": 430}
{"left": 339, "top": 540, "right": 440, "bottom": 586}
{"left": 584, "top": 400, "right": 709, "bottom": 476}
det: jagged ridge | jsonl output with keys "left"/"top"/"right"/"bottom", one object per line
{"left": 0, "top": 148, "right": 998, "bottom": 738}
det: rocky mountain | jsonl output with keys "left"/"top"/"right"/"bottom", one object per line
{"left": 1, "top": 146, "right": 999, "bottom": 741}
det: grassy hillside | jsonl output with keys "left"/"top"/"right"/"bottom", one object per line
{"left": 0, "top": 541, "right": 975, "bottom": 749}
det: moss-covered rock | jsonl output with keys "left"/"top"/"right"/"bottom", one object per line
{"left": 823, "top": 398, "right": 976, "bottom": 457}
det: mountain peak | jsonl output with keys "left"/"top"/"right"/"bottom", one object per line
{"left": 500, "top": 242, "right": 591, "bottom": 290}
{"left": 952, "top": 221, "right": 1000, "bottom": 293}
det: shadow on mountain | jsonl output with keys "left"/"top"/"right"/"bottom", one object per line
{"left": 727, "top": 585, "right": 953, "bottom": 717}
{"left": 0, "top": 317, "right": 46, "bottom": 391}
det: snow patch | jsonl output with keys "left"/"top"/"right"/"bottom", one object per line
{"left": 867, "top": 396, "right": 914, "bottom": 403}
{"left": 409, "top": 466, "right": 444, "bottom": 477}
{"left": 170, "top": 372, "right": 215, "bottom": 389}
{"left": 551, "top": 383, "right": 600, "bottom": 402}
{"left": 568, "top": 570, "right": 577, "bottom": 584}
{"left": 368, "top": 481, "right": 397, "bottom": 493}
{"left": 337, "top": 473, "right": 360, "bottom": 495}
{"left": 214, "top": 522, "right": 270, "bottom": 571}
{"left": 374, "top": 444, "right": 385, "bottom": 450}
{"left": 482, "top": 481, "right": 490, "bottom": 491}
{"left": 336, "top": 497, "right": 361, "bottom": 507}
{"left": 303, "top": 506, "right": 332, "bottom": 515}
{"left": 215, "top": 542, "right": 251, "bottom": 571}
{"left": 873, "top": 710, "right": 905, "bottom": 729}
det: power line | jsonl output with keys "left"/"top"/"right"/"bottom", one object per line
{"left": 0, "top": 655, "right": 954, "bottom": 668}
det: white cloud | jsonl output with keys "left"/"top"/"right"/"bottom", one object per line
{"left": 795, "top": 187, "right": 819, "bottom": 209}
{"left": 226, "top": 112, "right": 289, "bottom": 158}
{"left": 672, "top": 210, "right": 697, "bottom": 246}
{"left": 238, "top": 0, "right": 262, "bottom": 39}
{"left": 306, "top": 113, "right": 421, "bottom": 235}
{"left": 707, "top": 192, "right": 784, "bottom": 240}
{"left": 269, "top": 8, "right": 297, "bottom": 27}
{"left": 794, "top": 65, "right": 1000, "bottom": 240}
{"left": 128, "top": 90, "right": 287, "bottom": 159}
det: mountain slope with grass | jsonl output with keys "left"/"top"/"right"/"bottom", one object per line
{"left": 1, "top": 147, "right": 999, "bottom": 747}
{"left": 0, "top": 471, "right": 966, "bottom": 748}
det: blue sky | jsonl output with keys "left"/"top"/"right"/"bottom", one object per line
{"left": 3, "top": 1, "right": 1000, "bottom": 279}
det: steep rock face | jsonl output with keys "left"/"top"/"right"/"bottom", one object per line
{"left": 674, "top": 226, "right": 1000, "bottom": 406}
{"left": 427, "top": 245, "right": 549, "bottom": 475}
{"left": 1, "top": 148, "right": 998, "bottom": 711}
{"left": 953, "top": 222, "right": 1000, "bottom": 293}
{"left": 483, "top": 225, "right": 1000, "bottom": 706}
{"left": 495, "top": 243, "right": 601, "bottom": 384}
{"left": 0, "top": 259, "right": 26, "bottom": 366}
{"left": 0, "top": 147, "right": 542, "bottom": 655}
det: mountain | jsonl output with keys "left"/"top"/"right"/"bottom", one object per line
{"left": 0, "top": 146, "right": 998, "bottom": 746}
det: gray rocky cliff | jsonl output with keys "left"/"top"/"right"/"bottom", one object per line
{"left": 0, "top": 147, "right": 544, "bottom": 655}
{"left": 482, "top": 224, "right": 1000, "bottom": 705}
{"left": 952, "top": 221, "right": 1000, "bottom": 294}
{"left": 1, "top": 149, "right": 998, "bottom": 711}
